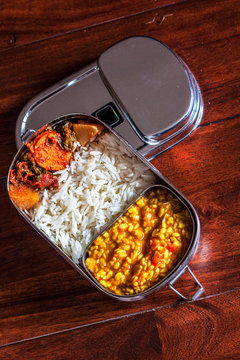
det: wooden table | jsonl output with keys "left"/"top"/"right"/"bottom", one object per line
{"left": 0, "top": 0, "right": 239, "bottom": 358}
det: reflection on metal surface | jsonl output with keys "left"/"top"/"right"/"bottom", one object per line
{"left": 15, "top": 36, "right": 203, "bottom": 158}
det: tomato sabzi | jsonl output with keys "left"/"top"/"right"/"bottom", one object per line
{"left": 9, "top": 120, "right": 104, "bottom": 210}
{"left": 31, "top": 130, "right": 72, "bottom": 171}
{"left": 9, "top": 122, "right": 77, "bottom": 210}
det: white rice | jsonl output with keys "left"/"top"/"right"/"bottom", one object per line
{"left": 27, "top": 132, "right": 156, "bottom": 264}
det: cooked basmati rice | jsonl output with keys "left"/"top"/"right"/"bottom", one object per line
{"left": 28, "top": 132, "right": 156, "bottom": 264}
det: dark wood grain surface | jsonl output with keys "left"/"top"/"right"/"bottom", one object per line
{"left": 0, "top": 0, "right": 240, "bottom": 358}
{"left": 1, "top": 290, "right": 240, "bottom": 360}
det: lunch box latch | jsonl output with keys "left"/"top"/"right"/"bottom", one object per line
{"left": 168, "top": 265, "right": 203, "bottom": 301}
{"left": 21, "top": 128, "right": 36, "bottom": 143}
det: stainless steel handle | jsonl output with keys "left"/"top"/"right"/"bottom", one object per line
{"left": 169, "top": 265, "right": 203, "bottom": 301}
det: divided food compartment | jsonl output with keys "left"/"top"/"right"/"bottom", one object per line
{"left": 8, "top": 114, "right": 203, "bottom": 301}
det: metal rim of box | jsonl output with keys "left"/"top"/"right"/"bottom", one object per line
{"left": 8, "top": 114, "right": 203, "bottom": 301}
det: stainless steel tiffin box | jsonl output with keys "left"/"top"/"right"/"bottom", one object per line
{"left": 8, "top": 36, "right": 204, "bottom": 301}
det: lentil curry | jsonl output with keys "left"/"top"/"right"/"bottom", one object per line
{"left": 85, "top": 188, "right": 192, "bottom": 296}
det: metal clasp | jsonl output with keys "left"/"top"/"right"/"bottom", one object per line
{"left": 21, "top": 128, "right": 36, "bottom": 143}
{"left": 169, "top": 265, "right": 203, "bottom": 301}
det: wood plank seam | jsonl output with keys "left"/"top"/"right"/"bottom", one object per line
{"left": 0, "top": 287, "right": 239, "bottom": 350}
{"left": 0, "top": 0, "right": 190, "bottom": 55}
{"left": 198, "top": 113, "right": 240, "bottom": 128}
{"left": 0, "top": 308, "right": 154, "bottom": 349}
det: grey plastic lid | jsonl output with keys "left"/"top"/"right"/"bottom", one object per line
{"left": 98, "top": 36, "right": 192, "bottom": 143}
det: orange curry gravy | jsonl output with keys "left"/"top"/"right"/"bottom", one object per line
{"left": 86, "top": 188, "right": 192, "bottom": 296}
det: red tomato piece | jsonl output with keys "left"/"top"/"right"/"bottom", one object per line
{"left": 152, "top": 252, "right": 163, "bottom": 267}
{"left": 27, "top": 173, "right": 58, "bottom": 190}
{"left": 167, "top": 244, "right": 177, "bottom": 253}
{"left": 150, "top": 238, "right": 159, "bottom": 251}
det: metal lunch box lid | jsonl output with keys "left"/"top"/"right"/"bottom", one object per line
{"left": 15, "top": 36, "right": 203, "bottom": 159}
{"left": 99, "top": 36, "right": 192, "bottom": 142}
